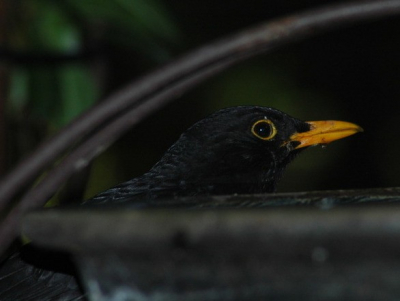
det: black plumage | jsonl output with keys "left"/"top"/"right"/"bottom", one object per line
{"left": 85, "top": 106, "right": 311, "bottom": 205}
{"left": 0, "top": 106, "right": 362, "bottom": 300}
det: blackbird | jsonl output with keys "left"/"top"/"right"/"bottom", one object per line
{"left": 85, "top": 106, "right": 362, "bottom": 205}
{"left": 0, "top": 106, "right": 362, "bottom": 300}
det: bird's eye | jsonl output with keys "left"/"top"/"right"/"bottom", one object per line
{"left": 251, "top": 119, "right": 277, "bottom": 140}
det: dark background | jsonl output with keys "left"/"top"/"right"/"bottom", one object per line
{"left": 1, "top": 0, "right": 399, "bottom": 200}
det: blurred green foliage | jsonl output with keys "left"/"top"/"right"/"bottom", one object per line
{"left": 9, "top": 0, "right": 92, "bottom": 129}
{"left": 4, "top": 0, "right": 183, "bottom": 201}
{"left": 8, "top": 0, "right": 181, "bottom": 131}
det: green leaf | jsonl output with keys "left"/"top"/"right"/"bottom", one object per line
{"left": 27, "top": 0, "right": 81, "bottom": 52}
{"left": 55, "top": 63, "right": 98, "bottom": 127}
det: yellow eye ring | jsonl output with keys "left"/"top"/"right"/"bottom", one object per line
{"left": 251, "top": 119, "right": 277, "bottom": 140}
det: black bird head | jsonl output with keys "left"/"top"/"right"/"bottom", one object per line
{"left": 144, "top": 106, "right": 362, "bottom": 196}
{"left": 86, "top": 106, "right": 362, "bottom": 205}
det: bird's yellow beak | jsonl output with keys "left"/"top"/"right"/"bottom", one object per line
{"left": 290, "top": 120, "right": 363, "bottom": 149}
